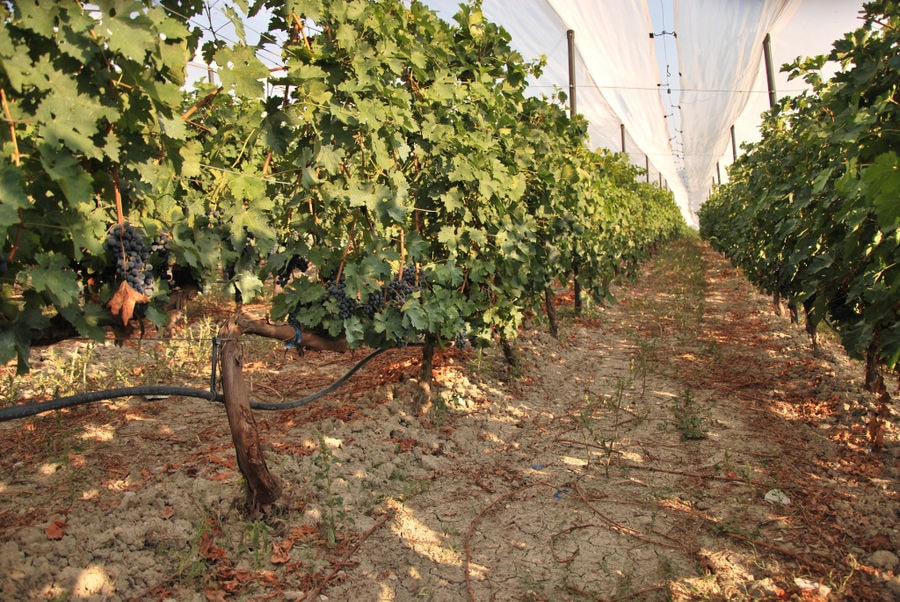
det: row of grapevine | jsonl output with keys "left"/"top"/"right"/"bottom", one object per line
{"left": 0, "top": 0, "right": 684, "bottom": 374}
{"left": 698, "top": 1, "right": 898, "bottom": 441}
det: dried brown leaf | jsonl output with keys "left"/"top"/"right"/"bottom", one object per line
{"left": 108, "top": 281, "right": 149, "bottom": 325}
{"left": 45, "top": 519, "right": 67, "bottom": 540}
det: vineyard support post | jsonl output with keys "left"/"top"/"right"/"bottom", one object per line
{"left": 763, "top": 33, "right": 777, "bottom": 108}
{"left": 219, "top": 317, "right": 282, "bottom": 515}
{"left": 567, "top": 28, "right": 583, "bottom": 317}
{"left": 730, "top": 124, "right": 738, "bottom": 162}
{"left": 567, "top": 29, "right": 576, "bottom": 116}
{"left": 573, "top": 256, "right": 583, "bottom": 317}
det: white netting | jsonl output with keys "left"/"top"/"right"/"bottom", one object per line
{"left": 421, "top": 0, "right": 865, "bottom": 224}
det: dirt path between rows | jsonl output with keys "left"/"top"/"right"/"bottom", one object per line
{"left": 1, "top": 238, "right": 897, "bottom": 601}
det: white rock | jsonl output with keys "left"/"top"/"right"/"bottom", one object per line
{"left": 764, "top": 488, "right": 790, "bottom": 505}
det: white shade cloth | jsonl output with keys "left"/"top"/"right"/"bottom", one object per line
{"left": 421, "top": 0, "right": 866, "bottom": 225}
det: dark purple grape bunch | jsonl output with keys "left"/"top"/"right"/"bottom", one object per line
{"left": 383, "top": 265, "right": 421, "bottom": 307}
{"left": 361, "top": 289, "right": 385, "bottom": 319}
{"left": 149, "top": 233, "right": 172, "bottom": 282}
{"left": 454, "top": 320, "right": 469, "bottom": 349}
{"left": 104, "top": 223, "right": 153, "bottom": 295}
{"left": 207, "top": 207, "right": 225, "bottom": 226}
{"left": 325, "top": 272, "right": 358, "bottom": 319}
{"left": 276, "top": 255, "right": 309, "bottom": 286}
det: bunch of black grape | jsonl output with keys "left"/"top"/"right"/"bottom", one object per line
{"left": 104, "top": 223, "right": 153, "bottom": 295}
{"left": 207, "top": 207, "right": 225, "bottom": 226}
{"left": 149, "top": 233, "right": 172, "bottom": 283}
{"left": 383, "top": 265, "right": 421, "bottom": 307}
{"left": 276, "top": 255, "right": 310, "bottom": 286}
{"left": 455, "top": 321, "right": 469, "bottom": 349}
{"left": 325, "top": 273, "right": 358, "bottom": 319}
{"left": 360, "top": 289, "right": 385, "bottom": 319}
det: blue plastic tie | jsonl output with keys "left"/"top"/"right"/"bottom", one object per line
{"left": 285, "top": 325, "right": 303, "bottom": 349}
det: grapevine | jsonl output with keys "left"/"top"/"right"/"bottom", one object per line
{"left": 0, "top": 0, "right": 683, "bottom": 371}
{"left": 699, "top": 1, "right": 898, "bottom": 447}
{"left": 699, "top": 0, "right": 899, "bottom": 371}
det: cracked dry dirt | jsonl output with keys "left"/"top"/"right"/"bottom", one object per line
{"left": 1, "top": 238, "right": 898, "bottom": 601}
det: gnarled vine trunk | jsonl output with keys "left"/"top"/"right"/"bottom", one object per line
{"left": 544, "top": 287, "right": 559, "bottom": 338}
{"left": 219, "top": 317, "right": 282, "bottom": 516}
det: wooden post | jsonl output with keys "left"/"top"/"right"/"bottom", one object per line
{"left": 620, "top": 123, "right": 626, "bottom": 154}
{"left": 220, "top": 317, "right": 282, "bottom": 516}
{"left": 645, "top": 154, "right": 650, "bottom": 182}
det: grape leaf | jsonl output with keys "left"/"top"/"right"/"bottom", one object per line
{"left": 0, "top": 165, "right": 27, "bottom": 230}
{"left": 215, "top": 45, "right": 269, "bottom": 98}
{"left": 862, "top": 151, "right": 900, "bottom": 230}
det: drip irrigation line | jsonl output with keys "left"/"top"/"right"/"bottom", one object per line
{"left": 248, "top": 347, "right": 388, "bottom": 410}
{"left": 0, "top": 386, "right": 221, "bottom": 422}
{"left": 0, "top": 348, "right": 389, "bottom": 423}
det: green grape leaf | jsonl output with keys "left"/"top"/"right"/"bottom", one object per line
{"left": 317, "top": 144, "right": 345, "bottom": 174}
{"left": 229, "top": 172, "right": 268, "bottom": 201}
{"left": 31, "top": 253, "right": 80, "bottom": 308}
{"left": 862, "top": 151, "right": 900, "bottom": 230}
{"left": 215, "top": 45, "right": 269, "bottom": 98}
{"left": 179, "top": 141, "right": 203, "bottom": 179}
{"left": 403, "top": 300, "right": 427, "bottom": 331}
{"left": 15, "top": 0, "right": 60, "bottom": 37}
{"left": 0, "top": 165, "right": 27, "bottom": 231}
{"left": 159, "top": 114, "right": 188, "bottom": 141}
{"left": 101, "top": 11, "right": 157, "bottom": 62}
{"left": 38, "top": 144, "right": 94, "bottom": 205}
{"left": 233, "top": 271, "right": 264, "bottom": 300}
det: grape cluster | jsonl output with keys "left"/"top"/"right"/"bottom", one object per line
{"left": 326, "top": 273, "right": 358, "bottom": 319}
{"left": 276, "top": 255, "right": 310, "bottom": 286}
{"left": 455, "top": 321, "right": 469, "bottom": 349}
{"left": 292, "top": 264, "right": 429, "bottom": 325}
{"left": 572, "top": 252, "right": 583, "bottom": 272}
{"left": 149, "top": 233, "right": 171, "bottom": 282}
{"left": 361, "top": 289, "right": 385, "bottom": 318}
{"left": 207, "top": 207, "right": 225, "bottom": 225}
{"left": 383, "top": 265, "right": 421, "bottom": 306}
{"left": 104, "top": 223, "right": 153, "bottom": 294}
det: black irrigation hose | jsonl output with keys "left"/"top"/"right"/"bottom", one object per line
{"left": 248, "top": 347, "right": 388, "bottom": 410}
{"left": 0, "top": 386, "right": 221, "bottom": 422}
{"left": 0, "top": 348, "right": 389, "bottom": 423}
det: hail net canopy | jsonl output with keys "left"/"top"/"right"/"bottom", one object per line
{"left": 420, "top": 0, "right": 866, "bottom": 225}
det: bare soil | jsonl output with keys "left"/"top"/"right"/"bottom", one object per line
{"left": 1, "top": 238, "right": 898, "bottom": 601}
